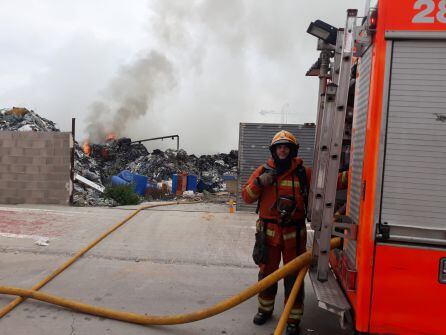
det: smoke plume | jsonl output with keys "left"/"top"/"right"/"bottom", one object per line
{"left": 83, "top": 0, "right": 360, "bottom": 152}
{"left": 85, "top": 51, "right": 176, "bottom": 143}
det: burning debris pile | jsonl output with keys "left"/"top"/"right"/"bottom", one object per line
{"left": 76, "top": 140, "right": 238, "bottom": 205}
{"left": 1, "top": 107, "right": 238, "bottom": 206}
{"left": 73, "top": 144, "right": 113, "bottom": 206}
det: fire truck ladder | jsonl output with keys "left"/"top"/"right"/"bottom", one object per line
{"left": 308, "top": 9, "right": 357, "bottom": 326}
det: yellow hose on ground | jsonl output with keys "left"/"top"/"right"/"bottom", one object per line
{"left": 0, "top": 201, "right": 198, "bottom": 318}
{"left": 274, "top": 266, "right": 309, "bottom": 335}
{"left": 0, "top": 239, "right": 340, "bottom": 325}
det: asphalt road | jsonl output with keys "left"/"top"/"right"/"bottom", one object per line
{"left": 0, "top": 203, "right": 353, "bottom": 335}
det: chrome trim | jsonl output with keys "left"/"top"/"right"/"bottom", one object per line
{"left": 387, "top": 235, "right": 446, "bottom": 246}
{"left": 385, "top": 30, "right": 446, "bottom": 40}
{"left": 374, "top": 40, "right": 394, "bottom": 240}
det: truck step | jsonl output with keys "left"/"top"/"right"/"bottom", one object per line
{"left": 308, "top": 266, "right": 351, "bottom": 328}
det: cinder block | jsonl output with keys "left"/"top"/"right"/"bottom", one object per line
{"left": 9, "top": 148, "right": 24, "bottom": 156}
{"left": 56, "top": 138, "right": 71, "bottom": 148}
{"left": 53, "top": 140, "right": 66, "bottom": 149}
{"left": 23, "top": 197, "right": 45, "bottom": 204}
{"left": 17, "top": 139, "right": 35, "bottom": 148}
{"left": 44, "top": 139, "right": 54, "bottom": 147}
{"left": 38, "top": 166, "right": 59, "bottom": 174}
{"left": 28, "top": 140, "right": 47, "bottom": 149}
{"left": 46, "top": 189, "right": 69, "bottom": 199}
{"left": 4, "top": 173, "right": 19, "bottom": 181}
{"left": 0, "top": 132, "right": 14, "bottom": 139}
{"left": 0, "top": 156, "right": 16, "bottom": 164}
{"left": 53, "top": 148, "right": 70, "bottom": 156}
{"left": 31, "top": 157, "right": 47, "bottom": 165}
{"left": 25, "top": 165, "right": 43, "bottom": 174}
{"left": 47, "top": 165, "right": 70, "bottom": 175}
{"left": 2, "top": 197, "right": 25, "bottom": 204}
{"left": 0, "top": 148, "right": 12, "bottom": 156}
{"left": 23, "top": 148, "right": 42, "bottom": 157}
{"left": 37, "top": 149, "right": 54, "bottom": 157}
{"left": 0, "top": 188, "right": 18, "bottom": 197}
{"left": 16, "top": 156, "right": 33, "bottom": 165}
{"left": 21, "top": 181, "right": 38, "bottom": 190}
{"left": 46, "top": 157, "right": 71, "bottom": 165}
{"left": 11, "top": 180, "right": 27, "bottom": 189}
{"left": 18, "top": 189, "right": 41, "bottom": 198}
{"left": 44, "top": 180, "right": 69, "bottom": 190}
{"left": 0, "top": 139, "right": 14, "bottom": 148}
{"left": 20, "top": 132, "right": 45, "bottom": 140}
{"left": 17, "top": 173, "right": 37, "bottom": 182}
{"left": 17, "top": 165, "right": 28, "bottom": 173}
{"left": 4, "top": 181, "right": 14, "bottom": 188}
{"left": 0, "top": 165, "right": 12, "bottom": 173}
{"left": 53, "top": 133, "right": 71, "bottom": 140}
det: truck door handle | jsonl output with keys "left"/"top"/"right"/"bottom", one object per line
{"left": 439, "top": 258, "right": 446, "bottom": 284}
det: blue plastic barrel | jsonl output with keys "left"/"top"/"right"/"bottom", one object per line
{"left": 172, "top": 174, "right": 178, "bottom": 194}
{"left": 118, "top": 170, "right": 134, "bottom": 183}
{"left": 111, "top": 176, "right": 129, "bottom": 186}
{"left": 186, "top": 175, "right": 197, "bottom": 192}
{"left": 133, "top": 174, "right": 148, "bottom": 196}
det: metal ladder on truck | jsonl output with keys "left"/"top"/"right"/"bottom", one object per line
{"left": 307, "top": 9, "right": 357, "bottom": 326}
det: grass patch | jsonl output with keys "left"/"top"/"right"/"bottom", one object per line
{"left": 104, "top": 184, "right": 141, "bottom": 205}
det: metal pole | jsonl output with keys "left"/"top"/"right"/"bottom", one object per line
{"left": 70, "top": 118, "right": 75, "bottom": 205}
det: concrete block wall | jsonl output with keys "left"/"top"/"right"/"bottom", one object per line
{"left": 0, "top": 131, "right": 72, "bottom": 205}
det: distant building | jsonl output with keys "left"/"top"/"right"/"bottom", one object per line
{"left": 237, "top": 123, "right": 316, "bottom": 212}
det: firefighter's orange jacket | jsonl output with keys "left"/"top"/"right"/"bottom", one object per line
{"left": 242, "top": 157, "right": 349, "bottom": 221}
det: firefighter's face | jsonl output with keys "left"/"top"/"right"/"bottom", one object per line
{"left": 275, "top": 144, "right": 290, "bottom": 159}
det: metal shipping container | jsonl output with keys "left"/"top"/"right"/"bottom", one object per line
{"left": 237, "top": 123, "right": 316, "bottom": 212}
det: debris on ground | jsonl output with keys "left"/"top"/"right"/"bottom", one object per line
{"left": 1, "top": 107, "right": 239, "bottom": 207}
{"left": 34, "top": 237, "right": 50, "bottom": 247}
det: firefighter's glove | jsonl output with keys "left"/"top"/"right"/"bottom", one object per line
{"left": 257, "top": 172, "right": 274, "bottom": 187}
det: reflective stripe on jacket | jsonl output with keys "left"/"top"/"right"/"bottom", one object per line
{"left": 242, "top": 157, "right": 348, "bottom": 221}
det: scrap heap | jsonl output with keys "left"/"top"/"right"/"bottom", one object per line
{"left": 1, "top": 107, "right": 238, "bottom": 206}
{"left": 0, "top": 107, "right": 58, "bottom": 131}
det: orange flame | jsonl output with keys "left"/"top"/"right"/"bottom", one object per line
{"left": 106, "top": 133, "right": 117, "bottom": 141}
{"left": 83, "top": 140, "right": 91, "bottom": 156}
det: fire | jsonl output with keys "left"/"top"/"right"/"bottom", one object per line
{"left": 83, "top": 140, "right": 91, "bottom": 156}
{"left": 106, "top": 133, "right": 117, "bottom": 141}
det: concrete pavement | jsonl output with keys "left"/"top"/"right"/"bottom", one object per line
{"left": 0, "top": 203, "right": 353, "bottom": 334}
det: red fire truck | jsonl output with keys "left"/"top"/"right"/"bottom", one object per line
{"left": 306, "top": 1, "right": 446, "bottom": 334}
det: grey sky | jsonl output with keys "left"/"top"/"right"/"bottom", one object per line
{"left": 1, "top": 0, "right": 364, "bottom": 154}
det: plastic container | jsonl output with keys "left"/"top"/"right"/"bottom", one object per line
{"left": 172, "top": 174, "right": 178, "bottom": 194}
{"left": 133, "top": 174, "right": 148, "bottom": 196}
{"left": 176, "top": 173, "right": 187, "bottom": 195}
{"left": 118, "top": 170, "right": 134, "bottom": 183}
{"left": 111, "top": 176, "right": 129, "bottom": 186}
{"left": 186, "top": 175, "right": 197, "bottom": 192}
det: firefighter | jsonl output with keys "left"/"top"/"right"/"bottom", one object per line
{"left": 242, "top": 130, "right": 348, "bottom": 335}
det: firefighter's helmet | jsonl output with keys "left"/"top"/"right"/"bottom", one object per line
{"left": 269, "top": 130, "right": 299, "bottom": 157}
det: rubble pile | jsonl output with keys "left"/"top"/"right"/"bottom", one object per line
{"left": 88, "top": 138, "right": 149, "bottom": 182}
{"left": 75, "top": 142, "right": 237, "bottom": 205}
{"left": 73, "top": 144, "right": 114, "bottom": 206}
{"left": 126, "top": 149, "right": 238, "bottom": 191}
{"left": 1, "top": 107, "right": 238, "bottom": 206}
{"left": 0, "top": 107, "right": 59, "bottom": 132}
